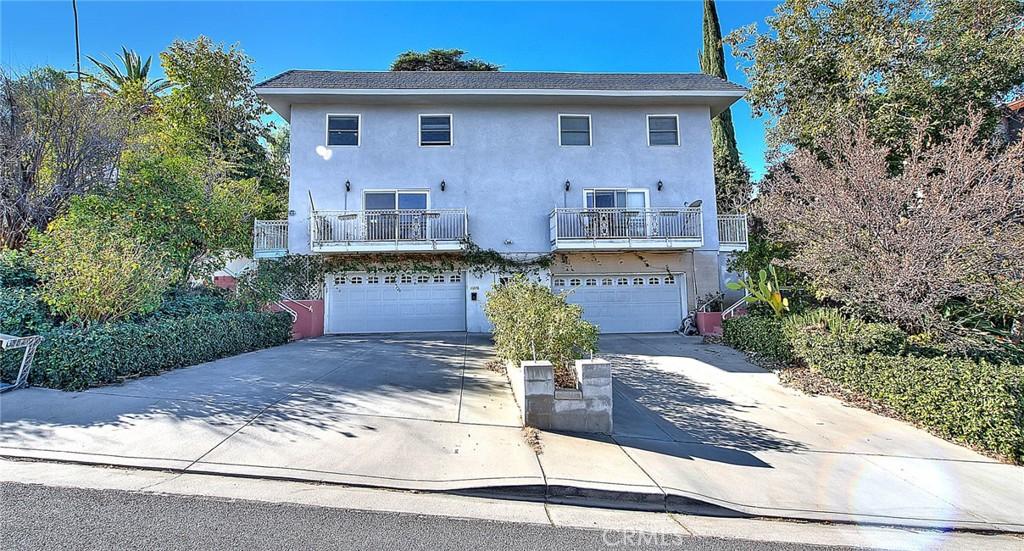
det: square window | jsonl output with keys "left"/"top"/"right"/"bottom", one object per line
{"left": 420, "top": 115, "right": 452, "bottom": 146}
{"left": 385, "top": 275, "right": 397, "bottom": 284}
{"left": 585, "top": 278, "right": 597, "bottom": 286}
{"left": 601, "top": 278, "right": 613, "bottom": 286}
{"left": 569, "top": 278, "right": 582, "bottom": 286}
{"left": 367, "top": 275, "right": 379, "bottom": 284}
{"left": 633, "top": 277, "right": 644, "bottom": 285}
{"left": 327, "top": 115, "right": 359, "bottom": 146}
{"left": 349, "top": 276, "right": 363, "bottom": 284}
{"left": 617, "top": 277, "right": 628, "bottom": 285}
{"left": 433, "top": 274, "right": 445, "bottom": 283}
{"left": 559, "top": 115, "right": 591, "bottom": 146}
{"left": 401, "top": 274, "right": 413, "bottom": 284}
{"left": 553, "top": 278, "right": 566, "bottom": 287}
{"left": 416, "top": 275, "right": 430, "bottom": 283}
{"left": 648, "top": 115, "right": 679, "bottom": 146}
{"left": 648, "top": 277, "right": 660, "bottom": 285}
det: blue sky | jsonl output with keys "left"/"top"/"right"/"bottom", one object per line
{"left": 1, "top": 1, "right": 779, "bottom": 179}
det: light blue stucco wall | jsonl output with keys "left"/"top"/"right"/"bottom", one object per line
{"left": 287, "top": 101, "right": 720, "bottom": 255}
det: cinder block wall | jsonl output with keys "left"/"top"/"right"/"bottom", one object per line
{"left": 513, "top": 359, "right": 613, "bottom": 434}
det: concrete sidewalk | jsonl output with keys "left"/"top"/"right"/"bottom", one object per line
{"left": 1, "top": 333, "right": 1021, "bottom": 533}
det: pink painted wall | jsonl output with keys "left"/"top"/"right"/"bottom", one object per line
{"left": 212, "top": 275, "right": 237, "bottom": 291}
{"left": 269, "top": 300, "right": 324, "bottom": 340}
{"left": 696, "top": 312, "right": 723, "bottom": 337}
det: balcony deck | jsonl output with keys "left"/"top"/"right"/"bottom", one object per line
{"left": 549, "top": 207, "right": 704, "bottom": 251}
{"left": 718, "top": 214, "right": 749, "bottom": 252}
{"left": 253, "top": 220, "right": 288, "bottom": 258}
{"left": 310, "top": 208, "right": 467, "bottom": 254}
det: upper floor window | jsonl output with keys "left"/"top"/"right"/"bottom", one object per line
{"left": 364, "top": 190, "right": 428, "bottom": 211}
{"left": 559, "top": 114, "right": 591, "bottom": 146}
{"left": 419, "top": 114, "right": 452, "bottom": 146}
{"left": 647, "top": 115, "right": 679, "bottom": 146}
{"left": 327, "top": 114, "right": 360, "bottom": 146}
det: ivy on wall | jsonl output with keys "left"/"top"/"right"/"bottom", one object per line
{"left": 235, "top": 237, "right": 553, "bottom": 304}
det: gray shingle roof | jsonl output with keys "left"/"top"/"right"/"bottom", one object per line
{"left": 256, "top": 70, "right": 746, "bottom": 93}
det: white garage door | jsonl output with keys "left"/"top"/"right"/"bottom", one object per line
{"left": 552, "top": 274, "right": 684, "bottom": 334}
{"left": 326, "top": 272, "right": 466, "bottom": 334}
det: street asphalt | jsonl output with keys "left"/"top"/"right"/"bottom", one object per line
{"left": 0, "top": 482, "right": 866, "bottom": 551}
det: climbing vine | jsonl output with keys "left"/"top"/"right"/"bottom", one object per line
{"left": 233, "top": 237, "right": 552, "bottom": 304}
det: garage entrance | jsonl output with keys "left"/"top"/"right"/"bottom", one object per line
{"left": 552, "top": 273, "right": 685, "bottom": 333}
{"left": 325, "top": 272, "right": 466, "bottom": 333}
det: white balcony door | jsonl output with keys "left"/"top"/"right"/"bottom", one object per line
{"left": 326, "top": 272, "right": 466, "bottom": 333}
{"left": 364, "top": 191, "right": 429, "bottom": 240}
{"left": 553, "top": 274, "right": 684, "bottom": 333}
{"left": 585, "top": 189, "right": 646, "bottom": 209}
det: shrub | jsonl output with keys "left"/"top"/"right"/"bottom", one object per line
{"left": 722, "top": 315, "right": 792, "bottom": 363}
{"left": 484, "top": 275, "right": 598, "bottom": 381}
{"left": 0, "top": 287, "right": 55, "bottom": 335}
{"left": 2, "top": 311, "right": 292, "bottom": 391}
{"left": 143, "top": 286, "right": 232, "bottom": 320}
{"left": 0, "top": 249, "right": 38, "bottom": 288}
{"left": 30, "top": 202, "right": 173, "bottom": 323}
{"left": 784, "top": 308, "right": 907, "bottom": 362}
{"left": 808, "top": 352, "right": 1024, "bottom": 463}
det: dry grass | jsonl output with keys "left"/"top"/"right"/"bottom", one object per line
{"left": 553, "top": 366, "right": 577, "bottom": 389}
{"left": 484, "top": 359, "right": 506, "bottom": 374}
{"left": 522, "top": 427, "right": 542, "bottom": 454}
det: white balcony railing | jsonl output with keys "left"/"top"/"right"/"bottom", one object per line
{"left": 253, "top": 220, "right": 288, "bottom": 258}
{"left": 311, "top": 208, "right": 467, "bottom": 253}
{"left": 718, "top": 214, "right": 749, "bottom": 250}
{"left": 549, "top": 207, "right": 703, "bottom": 251}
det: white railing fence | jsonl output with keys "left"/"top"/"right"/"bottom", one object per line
{"left": 311, "top": 209, "right": 467, "bottom": 244}
{"left": 253, "top": 220, "right": 288, "bottom": 252}
{"left": 718, "top": 214, "right": 748, "bottom": 246}
{"left": 551, "top": 207, "right": 702, "bottom": 241}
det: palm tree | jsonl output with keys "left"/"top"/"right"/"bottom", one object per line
{"left": 81, "top": 46, "right": 172, "bottom": 97}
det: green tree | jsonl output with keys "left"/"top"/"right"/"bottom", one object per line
{"left": 390, "top": 49, "right": 500, "bottom": 71}
{"left": 728, "top": 0, "right": 1024, "bottom": 155}
{"left": 82, "top": 46, "right": 171, "bottom": 98}
{"left": 30, "top": 199, "right": 173, "bottom": 324}
{"left": 157, "top": 36, "right": 284, "bottom": 215}
{"left": 699, "top": 0, "right": 751, "bottom": 212}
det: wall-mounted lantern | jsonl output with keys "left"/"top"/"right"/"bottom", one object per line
{"left": 564, "top": 179, "right": 571, "bottom": 192}
{"left": 345, "top": 180, "right": 351, "bottom": 192}
{"left": 440, "top": 179, "right": 446, "bottom": 192}
{"left": 657, "top": 180, "right": 664, "bottom": 191}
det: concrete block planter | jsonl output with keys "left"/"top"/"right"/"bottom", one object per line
{"left": 507, "top": 358, "right": 613, "bottom": 434}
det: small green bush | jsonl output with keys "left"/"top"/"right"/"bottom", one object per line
{"left": 722, "top": 315, "right": 792, "bottom": 362}
{"left": 143, "top": 286, "right": 232, "bottom": 320}
{"left": 785, "top": 308, "right": 907, "bottom": 361}
{"left": 1, "top": 311, "right": 292, "bottom": 391}
{"left": 484, "top": 275, "right": 598, "bottom": 375}
{"left": 0, "top": 287, "right": 55, "bottom": 335}
{"left": 0, "top": 249, "right": 39, "bottom": 288}
{"left": 809, "top": 352, "right": 1024, "bottom": 463}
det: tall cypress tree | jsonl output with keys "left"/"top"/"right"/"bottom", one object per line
{"left": 699, "top": 0, "right": 739, "bottom": 166}
{"left": 698, "top": 0, "right": 748, "bottom": 211}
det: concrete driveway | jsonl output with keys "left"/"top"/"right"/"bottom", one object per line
{"left": 537, "top": 334, "right": 1023, "bottom": 532}
{"left": 2, "top": 332, "right": 1022, "bottom": 532}
{"left": 0, "top": 333, "right": 540, "bottom": 490}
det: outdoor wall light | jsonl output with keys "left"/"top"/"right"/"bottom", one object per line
{"left": 688, "top": 199, "right": 703, "bottom": 208}
{"left": 345, "top": 180, "right": 351, "bottom": 192}
{"left": 564, "top": 179, "right": 571, "bottom": 191}
{"left": 440, "top": 179, "right": 446, "bottom": 192}
{"left": 657, "top": 180, "right": 664, "bottom": 191}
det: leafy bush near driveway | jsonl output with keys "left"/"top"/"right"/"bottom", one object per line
{"left": 807, "top": 352, "right": 1024, "bottom": 463}
{"left": 721, "top": 315, "right": 792, "bottom": 363}
{"left": 484, "top": 275, "right": 598, "bottom": 386}
{"left": 0, "top": 286, "right": 55, "bottom": 336}
{"left": 723, "top": 308, "right": 1024, "bottom": 463}
{"left": 0, "top": 311, "right": 292, "bottom": 391}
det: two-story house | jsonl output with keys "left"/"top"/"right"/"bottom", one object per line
{"left": 253, "top": 71, "right": 747, "bottom": 334}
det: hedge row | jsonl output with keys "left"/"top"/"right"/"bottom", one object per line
{"left": 721, "top": 315, "right": 793, "bottom": 363}
{"left": 1, "top": 311, "right": 292, "bottom": 391}
{"left": 723, "top": 310, "right": 1024, "bottom": 463}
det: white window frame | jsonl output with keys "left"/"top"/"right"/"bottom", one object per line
{"left": 362, "top": 189, "right": 431, "bottom": 210}
{"left": 418, "top": 113, "right": 453, "bottom": 147}
{"left": 558, "top": 113, "right": 592, "bottom": 147}
{"left": 582, "top": 188, "right": 650, "bottom": 209}
{"left": 325, "top": 113, "right": 361, "bottom": 147}
{"left": 646, "top": 114, "right": 679, "bottom": 147}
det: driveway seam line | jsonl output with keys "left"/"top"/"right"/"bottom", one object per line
{"left": 609, "top": 434, "right": 669, "bottom": 511}
{"left": 181, "top": 348, "right": 375, "bottom": 471}
{"left": 456, "top": 332, "right": 468, "bottom": 424}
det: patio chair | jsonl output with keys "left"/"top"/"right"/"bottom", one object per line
{"left": 0, "top": 333, "right": 43, "bottom": 393}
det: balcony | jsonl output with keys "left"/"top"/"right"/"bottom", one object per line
{"left": 310, "top": 208, "right": 468, "bottom": 254}
{"left": 718, "top": 214, "right": 749, "bottom": 252}
{"left": 549, "top": 207, "right": 703, "bottom": 251}
{"left": 253, "top": 220, "right": 288, "bottom": 258}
